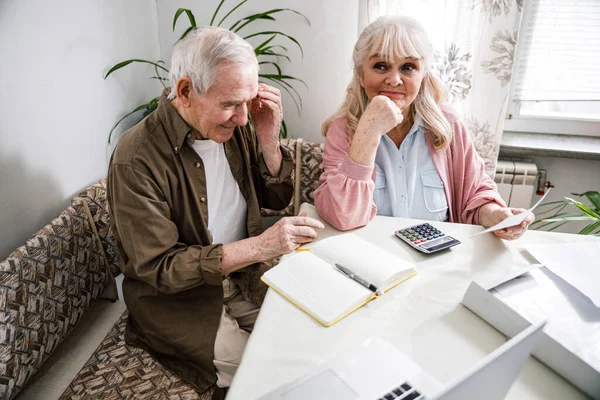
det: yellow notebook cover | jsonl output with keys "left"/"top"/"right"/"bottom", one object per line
{"left": 261, "top": 270, "right": 417, "bottom": 327}
{"left": 261, "top": 233, "right": 417, "bottom": 327}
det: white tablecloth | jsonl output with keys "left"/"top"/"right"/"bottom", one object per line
{"left": 228, "top": 204, "right": 598, "bottom": 400}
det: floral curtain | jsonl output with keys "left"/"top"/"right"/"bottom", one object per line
{"left": 360, "top": 0, "right": 524, "bottom": 177}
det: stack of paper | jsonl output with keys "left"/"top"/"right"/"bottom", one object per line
{"left": 524, "top": 242, "right": 600, "bottom": 307}
{"left": 462, "top": 260, "right": 600, "bottom": 399}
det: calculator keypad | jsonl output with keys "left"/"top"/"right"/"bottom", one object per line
{"left": 397, "top": 223, "right": 443, "bottom": 244}
{"left": 395, "top": 223, "right": 461, "bottom": 254}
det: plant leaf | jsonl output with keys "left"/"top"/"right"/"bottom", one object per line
{"left": 243, "top": 31, "right": 304, "bottom": 57}
{"left": 260, "top": 75, "right": 302, "bottom": 114}
{"left": 546, "top": 221, "right": 570, "bottom": 232}
{"left": 186, "top": 9, "right": 197, "bottom": 28}
{"left": 234, "top": 15, "right": 276, "bottom": 31}
{"left": 260, "top": 50, "right": 291, "bottom": 62}
{"left": 257, "top": 44, "right": 289, "bottom": 56}
{"left": 108, "top": 98, "right": 158, "bottom": 144}
{"left": 534, "top": 202, "right": 568, "bottom": 217}
{"left": 104, "top": 59, "right": 169, "bottom": 79}
{"left": 541, "top": 210, "right": 588, "bottom": 219}
{"left": 258, "top": 61, "right": 282, "bottom": 75}
{"left": 232, "top": 14, "right": 273, "bottom": 32}
{"left": 172, "top": 8, "right": 196, "bottom": 32}
{"left": 217, "top": 0, "right": 248, "bottom": 27}
{"left": 280, "top": 118, "right": 287, "bottom": 139}
{"left": 173, "top": 8, "right": 185, "bottom": 31}
{"left": 231, "top": 14, "right": 276, "bottom": 31}
{"left": 534, "top": 195, "right": 600, "bottom": 235}
{"left": 540, "top": 216, "right": 595, "bottom": 222}
{"left": 579, "top": 220, "right": 600, "bottom": 235}
{"left": 260, "top": 74, "right": 307, "bottom": 88}
{"left": 572, "top": 191, "right": 600, "bottom": 211}
{"left": 261, "top": 74, "right": 305, "bottom": 93}
{"left": 532, "top": 221, "right": 562, "bottom": 231}
{"left": 566, "top": 197, "right": 600, "bottom": 219}
{"left": 180, "top": 26, "right": 195, "bottom": 40}
{"left": 534, "top": 211, "right": 590, "bottom": 225}
{"left": 153, "top": 60, "right": 168, "bottom": 89}
{"left": 230, "top": 9, "right": 310, "bottom": 32}
{"left": 260, "top": 76, "right": 300, "bottom": 110}
{"left": 261, "top": 74, "right": 302, "bottom": 94}
{"left": 535, "top": 200, "right": 571, "bottom": 209}
{"left": 532, "top": 207, "right": 586, "bottom": 229}
{"left": 254, "top": 34, "right": 277, "bottom": 54}
{"left": 210, "top": 0, "right": 226, "bottom": 26}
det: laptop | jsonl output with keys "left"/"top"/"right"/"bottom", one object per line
{"left": 259, "top": 321, "right": 545, "bottom": 400}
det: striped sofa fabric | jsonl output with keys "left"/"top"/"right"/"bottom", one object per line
{"left": 62, "top": 179, "right": 211, "bottom": 399}
{"left": 74, "top": 179, "right": 121, "bottom": 278}
{"left": 261, "top": 138, "right": 325, "bottom": 217}
{"left": 59, "top": 311, "right": 213, "bottom": 400}
{"left": 0, "top": 204, "right": 112, "bottom": 399}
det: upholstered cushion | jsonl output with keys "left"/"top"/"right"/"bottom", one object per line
{"left": 60, "top": 311, "right": 213, "bottom": 400}
{"left": 73, "top": 178, "right": 120, "bottom": 278}
{"left": 0, "top": 206, "right": 112, "bottom": 400}
{"left": 261, "top": 139, "right": 324, "bottom": 217}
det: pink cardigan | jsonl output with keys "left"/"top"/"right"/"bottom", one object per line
{"left": 314, "top": 108, "right": 506, "bottom": 231}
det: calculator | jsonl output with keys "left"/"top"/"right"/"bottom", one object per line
{"left": 395, "top": 223, "right": 461, "bottom": 254}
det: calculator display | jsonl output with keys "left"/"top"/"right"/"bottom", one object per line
{"left": 420, "top": 235, "right": 454, "bottom": 250}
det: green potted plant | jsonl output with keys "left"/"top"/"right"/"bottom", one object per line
{"left": 532, "top": 191, "right": 600, "bottom": 235}
{"left": 105, "top": 0, "right": 309, "bottom": 144}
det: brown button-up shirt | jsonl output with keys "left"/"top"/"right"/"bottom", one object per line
{"left": 107, "top": 90, "right": 293, "bottom": 392}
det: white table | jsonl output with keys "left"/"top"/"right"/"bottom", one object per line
{"left": 228, "top": 204, "right": 599, "bottom": 400}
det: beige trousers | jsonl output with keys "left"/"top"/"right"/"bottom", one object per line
{"left": 213, "top": 278, "right": 260, "bottom": 388}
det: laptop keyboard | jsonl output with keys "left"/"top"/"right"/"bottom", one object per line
{"left": 377, "top": 382, "right": 425, "bottom": 400}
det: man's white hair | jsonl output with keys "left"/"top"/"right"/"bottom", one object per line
{"left": 168, "top": 26, "right": 258, "bottom": 98}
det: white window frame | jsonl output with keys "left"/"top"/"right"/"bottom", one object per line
{"left": 504, "top": 0, "right": 600, "bottom": 138}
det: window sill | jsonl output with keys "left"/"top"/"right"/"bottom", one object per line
{"left": 499, "top": 131, "right": 600, "bottom": 161}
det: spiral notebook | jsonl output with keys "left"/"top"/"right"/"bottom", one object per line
{"left": 261, "top": 233, "right": 417, "bottom": 327}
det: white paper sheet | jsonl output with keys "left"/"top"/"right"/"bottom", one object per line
{"left": 474, "top": 188, "right": 552, "bottom": 236}
{"left": 525, "top": 242, "right": 600, "bottom": 307}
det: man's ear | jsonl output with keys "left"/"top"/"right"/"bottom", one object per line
{"left": 176, "top": 77, "right": 194, "bottom": 107}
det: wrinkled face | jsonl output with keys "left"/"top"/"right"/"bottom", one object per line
{"left": 189, "top": 63, "right": 258, "bottom": 143}
{"left": 360, "top": 55, "right": 425, "bottom": 114}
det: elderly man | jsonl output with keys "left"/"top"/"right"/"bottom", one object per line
{"left": 107, "top": 27, "right": 324, "bottom": 396}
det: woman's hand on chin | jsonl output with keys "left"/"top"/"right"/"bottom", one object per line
{"left": 357, "top": 95, "right": 405, "bottom": 137}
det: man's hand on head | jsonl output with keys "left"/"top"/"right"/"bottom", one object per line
{"left": 249, "top": 83, "right": 284, "bottom": 176}
{"left": 250, "top": 83, "right": 283, "bottom": 151}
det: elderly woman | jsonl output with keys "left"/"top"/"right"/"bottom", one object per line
{"left": 314, "top": 16, "right": 533, "bottom": 240}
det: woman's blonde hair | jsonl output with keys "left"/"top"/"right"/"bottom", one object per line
{"left": 322, "top": 16, "right": 452, "bottom": 150}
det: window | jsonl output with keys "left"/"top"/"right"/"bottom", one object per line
{"left": 505, "top": 0, "right": 600, "bottom": 137}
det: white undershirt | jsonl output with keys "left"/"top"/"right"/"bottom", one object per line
{"left": 192, "top": 140, "right": 248, "bottom": 244}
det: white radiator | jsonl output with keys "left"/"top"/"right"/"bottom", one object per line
{"left": 494, "top": 160, "right": 538, "bottom": 209}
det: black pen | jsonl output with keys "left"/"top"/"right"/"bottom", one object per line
{"left": 334, "top": 263, "right": 383, "bottom": 296}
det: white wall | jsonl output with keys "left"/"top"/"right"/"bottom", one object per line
{"left": 0, "top": 0, "right": 162, "bottom": 259}
{"left": 0, "top": 1, "right": 595, "bottom": 260}
{"left": 155, "top": 0, "right": 359, "bottom": 142}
